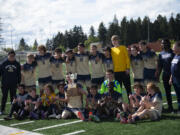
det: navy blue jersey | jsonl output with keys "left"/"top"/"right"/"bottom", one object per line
{"left": 89, "top": 52, "right": 104, "bottom": 61}
{"left": 56, "top": 92, "right": 65, "bottom": 99}
{"left": 50, "top": 56, "right": 64, "bottom": 65}
{"left": 87, "top": 93, "right": 101, "bottom": 102}
{"left": 150, "top": 92, "right": 162, "bottom": 102}
{"left": 26, "top": 95, "right": 40, "bottom": 102}
{"left": 158, "top": 49, "right": 174, "bottom": 74}
{"left": 171, "top": 55, "right": 180, "bottom": 84}
{"left": 22, "top": 62, "right": 37, "bottom": 72}
{"left": 35, "top": 53, "right": 51, "bottom": 62}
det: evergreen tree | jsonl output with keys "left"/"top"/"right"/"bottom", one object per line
{"left": 18, "top": 38, "right": 26, "bottom": 50}
{"left": 32, "top": 39, "right": 38, "bottom": 50}
{"left": 89, "top": 26, "right": 95, "bottom": 37}
{"left": 98, "top": 22, "right": 107, "bottom": 46}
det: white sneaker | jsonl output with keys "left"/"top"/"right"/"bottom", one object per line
{"left": 56, "top": 114, "right": 61, "bottom": 119}
{"left": 0, "top": 111, "right": 4, "bottom": 115}
{"left": 48, "top": 113, "right": 57, "bottom": 119}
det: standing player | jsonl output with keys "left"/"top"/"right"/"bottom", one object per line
{"left": 50, "top": 48, "right": 64, "bottom": 89}
{"left": 65, "top": 49, "right": 76, "bottom": 75}
{"left": 0, "top": 50, "right": 21, "bottom": 115}
{"left": 21, "top": 54, "right": 37, "bottom": 92}
{"left": 89, "top": 45, "right": 105, "bottom": 88}
{"left": 130, "top": 46, "right": 144, "bottom": 84}
{"left": 35, "top": 45, "right": 52, "bottom": 95}
{"left": 111, "top": 35, "right": 132, "bottom": 97}
{"left": 103, "top": 46, "right": 114, "bottom": 72}
{"left": 75, "top": 43, "right": 91, "bottom": 91}
{"left": 170, "top": 41, "right": 180, "bottom": 113}
{"left": 139, "top": 41, "right": 158, "bottom": 85}
{"left": 156, "top": 39, "right": 174, "bottom": 112}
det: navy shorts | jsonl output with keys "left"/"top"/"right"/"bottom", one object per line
{"left": 38, "top": 76, "right": 52, "bottom": 84}
{"left": 52, "top": 79, "right": 65, "bottom": 84}
{"left": 91, "top": 77, "right": 104, "bottom": 85}
{"left": 134, "top": 78, "right": 144, "bottom": 83}
{"left": 143, "top": 68, "right": 156, "bottom": 81}
{"left": 77, "top": 74, "right": 91, "bottom": 81}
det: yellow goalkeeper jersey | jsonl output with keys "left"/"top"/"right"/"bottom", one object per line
{"left": 111, "top": 45, "right": 130, "bottom": 72}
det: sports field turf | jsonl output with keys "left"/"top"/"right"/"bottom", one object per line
{"left": 0, "top": 70, "right": 180, "bottom": 135}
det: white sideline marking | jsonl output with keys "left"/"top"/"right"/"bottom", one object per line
{"left": 163, "top": 100, "right": 177, "bottom": 105}
{"left": 62, "top": 130, "right": 86, "bottom": 135}
{"left": 0, "top": 125, "right": 42, "bottom": 135}
{"left": 6, "top": 102, "right": 11, "bottom": 105}
{"left": 171, "top": 91, "right": 176, "bottom": 95}
{"left": 10, "top": 121, "right": 35, "bottom": 127}
{"left": 0, "top": 119, "right": 4, "bottom": 121}
{"left": 33, "top": 120, "right": 82, "bottom": 131}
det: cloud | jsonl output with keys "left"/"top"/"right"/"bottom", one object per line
{"left": 0, "top": 0, "right": 180, "bottom": 48}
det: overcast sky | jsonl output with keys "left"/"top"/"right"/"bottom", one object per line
{"left": 0, "top": 0, "right": 180, "bottom": 48}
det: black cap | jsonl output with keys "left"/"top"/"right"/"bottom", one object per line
{"left": 139, "top": 40, "right": 147, "bottom": 46}
{"left": 8, "top": 50, "right": 16, "bottom": 56}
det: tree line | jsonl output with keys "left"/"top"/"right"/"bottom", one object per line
{"left": 17, "top": 13, "right": 180, "bottom": 51}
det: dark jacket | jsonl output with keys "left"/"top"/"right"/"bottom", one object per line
{"left": 0, "top": 59, "right": 21, "bottom": 86}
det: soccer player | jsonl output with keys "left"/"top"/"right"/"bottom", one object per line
{"left": 156, "top": 39, "right": 174, "bottom": 112}
{"left": 139, "top": 40, "right": 158, "bottom": 85}
{"left": 129, "top": 83, "right": 162, "bottom": 123}
{"left": 103, "top": 46, "right": 114, "bottom": 72}
{"left": 4, "top": 84, "right": 28, "bottom": 120}
{"left": 0, "top": 50, "right": 21, "bottom": 115}
{"left": 65, "top": 49, "right": 76, "bottom": 75}
{"left": 50, "top": 48, "right": 65, "bottom": 89}
{"left": 75, "top": 43, "right": 91, "bottom": 91}
{"left": 170, "top": 41, "right": 180, "bottom": 114}
{"left": 89, "top": 45, "right": 105, "bottom": 88}
{"left": 111, "top": 35, "right": 132, "bottom": 97}
{"left": 86, "top": 85, "right": 101, "bottom": 122}
{"left": 21, "top": 53, "right": 37, "bottom": 92}
{"left": 130, "top": 46, "right": 144, "bottom": 84}
{"left": 61, "top": 73, "right": 88, "bottom": 120}
{"left": 99, "top": 69, "right": 122, "bottom": 118}
{"left": 35, "top": 45, "right": 52, "bottom": 95}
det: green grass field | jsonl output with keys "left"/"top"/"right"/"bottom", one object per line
{"left": 0, "top": 70, "right": 180, "bottom": 135}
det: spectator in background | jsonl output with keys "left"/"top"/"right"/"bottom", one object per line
{"left": 156, "top": 39, "right": 174, "bottom": 112}
{"left": 170, "top": 41, "right": 180, "bottom": 114}
{"left": 0, "top": 50, "right": 21, "bottom": 115}
{"left": 111, "top": 35, "right": 132, "bottom": 97}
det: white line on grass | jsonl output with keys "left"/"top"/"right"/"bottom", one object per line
{"left": 33, "top": 120, "right": 82, "bottom": 132}
{"left": 0, "top": 119, "right": 4, "bottom": 121}
{"left": 10, "top": 121, "right": 35, "bottom": 126}
{"left": 62, "top": 130, "right": 86, "bottom": 135}
{"left": 163, "top": 100, "right": 177, "bottom": 105}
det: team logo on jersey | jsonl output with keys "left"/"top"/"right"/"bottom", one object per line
{"left": 172, "top": 59, "right": 178, "bottom": 64}
{"left": 162, "top": 54, "right": 171, "bottom": 59}
{"left": 5, "top": 65, "right": 17, "bottom": 72}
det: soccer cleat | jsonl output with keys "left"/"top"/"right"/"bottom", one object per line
{"left": 4, "top": 116, "right": 12, "bottom": 120}
{"left": 77, "top": 111, "right": 85, "bottom": 121}
{"left": 48, "top": 113, "right": 57, "bottom": 119}
{"left": 0, "top": 111, "right": 4, "bottom": 115}
{"left": 89, "top": 115, "right": 100, "bottom": 122}
{"left": 56, "top": 114, "right": 61, "bottom": 119}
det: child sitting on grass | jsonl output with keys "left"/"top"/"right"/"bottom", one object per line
{"left": 85, "top": 85, "right": 101, "bottom": 122}
{"left": 128, "top": 82, "right": 162, "bottom": 123}
{"left": 117, "top": 83, "right": 145, "bottom": 123}
{"left": 55, "top": 82, "right": 67, "bottom": 119}
{"left": 4, "top": 84, "right": 28, "bottom": 120}
{"left": 30, "top": 84, "right": 56, "bottom": 119}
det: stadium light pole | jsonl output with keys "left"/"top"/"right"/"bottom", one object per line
{"left": 147, "top": 17, "right": 150, "bottom": 43}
